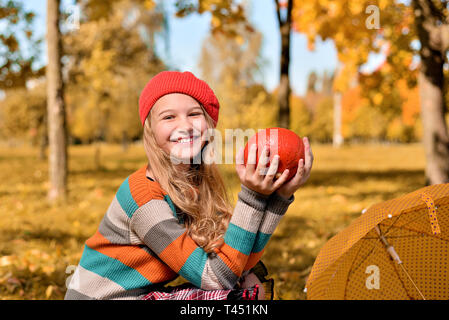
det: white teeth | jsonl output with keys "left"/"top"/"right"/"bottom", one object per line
{"left": 177, "top": 138, "right": 193, "bottom": 143}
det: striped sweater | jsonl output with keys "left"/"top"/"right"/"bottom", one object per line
{"left": 64, "top": 164, "right": 294, "bottom": 300}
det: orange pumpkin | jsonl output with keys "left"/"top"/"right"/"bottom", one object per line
{"left": 244, "top": 128, "right": 304, "bottom": 181}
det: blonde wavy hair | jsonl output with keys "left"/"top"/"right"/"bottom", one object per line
{"left": 143, "top": 106, "right": 233, "bottom": 253}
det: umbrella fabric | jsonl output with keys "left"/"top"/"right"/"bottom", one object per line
{"left": 306, "top": 183, "right": 449, "bottom": 300}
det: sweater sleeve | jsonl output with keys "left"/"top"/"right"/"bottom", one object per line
{"left": 242, "top": 186, "right": 295, "bottom": 272}
{"left": 130, "top": 184, "right": 269, "bottom": 290}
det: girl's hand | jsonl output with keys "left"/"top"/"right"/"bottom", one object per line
{"left": 235, "top": 143, "right": 291, "bottom": 196}
{"left": 275, "top": 137, "right": 314, "bottom": 199}
{"left": 240, "top": 272, "right": 265, "bottom": 300}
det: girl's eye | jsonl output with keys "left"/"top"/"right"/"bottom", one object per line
{"left": 163, "top": 113, "right": 202, "bottom": 120}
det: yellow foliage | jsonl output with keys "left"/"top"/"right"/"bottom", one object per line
{"left": 143, "top": 0, "right": 155, "bottom": 10}
{"left": 292, "top": 0, "right": 418, "bottom": 115}
{"left": 372, "top": 92, "right": 383, "bottom": 106}
{"left": 64, "top": 0, "right": 166, "bottom": 143}
{"left": 290, "top": 95, "right": 312, "bottom": 138}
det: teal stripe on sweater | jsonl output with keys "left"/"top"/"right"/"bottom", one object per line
{"left": 116, "top": 177, "right": 139, "bottom": 218}
{"left": 252, "top": 232, "right": 271, "bottom": 253}
{"left": 164, "top": 195, "right": 176, "bottom": 214}
{"left": 178, "top": 247, "right": 208, "bottom": 288}
{"left": 80, "top": 245, "right": 152, "bottom": 290}
{"left": 224, "top": 223, "right": 256, "bottom": 256}
{"left": 164, "top": 195, "right": 184, "bottom": 224}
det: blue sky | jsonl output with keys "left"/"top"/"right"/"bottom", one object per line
{"left": 15, "top": 0, "right": 381, "bottom": 96}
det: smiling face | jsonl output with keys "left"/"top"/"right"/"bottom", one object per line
{"left": 149, "top": 93, "right": 208, "bottom": 165}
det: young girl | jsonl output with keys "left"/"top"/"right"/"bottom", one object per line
{"left": 64, "top": 71, "right": 313, "bottom": 300}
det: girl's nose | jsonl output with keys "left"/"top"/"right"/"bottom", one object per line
{"left": 177, "top": 117, "right": 193, "bottom": 131}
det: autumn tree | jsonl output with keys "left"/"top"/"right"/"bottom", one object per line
{"left": 275, "top": 0, "right": 293, "bottom": 129}
{"left": 412, "top": 0, "right": 449, "bottom": 184}
{"left": 64, "top": 0, "right": 166, "bottom": 157}
{"left": 0, "top": 82, "right": 47, "bottom": 156}
{"left": 0, "top": 1, "right": 48, "bottom": 157}
{"left": 175, "top": 0, "right": 296, "bottom": 129}
{"left": 292, "top": 1, "right": 449, "bottom": 184}
{"left": 296, "top": 71, "right": 335, "bottom": 142}
{"left": 0, "top": 0, "right": 44, "bottom": 89}
{"left": 198, "top": 19, "right": 277, "bottom": 136}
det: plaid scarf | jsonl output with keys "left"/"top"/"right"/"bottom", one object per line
{"left": 142, "top": 283, "right": 259, "bottom": 300}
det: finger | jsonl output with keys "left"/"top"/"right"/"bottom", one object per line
{"left": 257, "top": 146, "right": 271, "bottom": 177}
{"left": 236, "top": 146, "right": 245, "bottom": 166}
{"left": 291, "top": 159, "right": 305, "bottom": 182}
{"left": 272, "top": 168, "right": 290, "bottom": 189}
{"left": 263, "top": 154, "right": 279, "bottom": 180}
{"left": 235, "top": 147, "right": 246, "bottom": 177}
{"left": 303, "top": 137, "right": 314, "bottom": 172}
{"left": 246, "top": 143, "right": 258, "bottom": 174}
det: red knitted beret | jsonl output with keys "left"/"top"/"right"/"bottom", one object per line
{"left": 138, "top": 71, "right": 220, "bottom": 127}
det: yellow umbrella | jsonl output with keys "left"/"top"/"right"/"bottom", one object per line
{"left": 305, "top": 183, "right": 449, "bottom": 300}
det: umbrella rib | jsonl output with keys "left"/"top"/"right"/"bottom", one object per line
{"left": 383, "top": 214, "right": 403, "bottom": 236}
{"left": 364, "top": 234, "right": 442, "bottom": 240}
{"left": 348, "top": 224, "right": 394, "bottom": 277}
{"left": 344, "top": 236, "right": 412, "bottom": 300}
{"left": 383, "top": 204, "right": 444, "bottom": 238}
{"left": 382, "top": 225, "right": 448, "bottom": 242}
{"left": 346, "top": 239, "right": 379, "bottom": 278}
{"left": 399, "top": 263, "right": 426, "bottom": 300}
{"left": 343, "top": 241, "right": 368, "bottom": 299}
{"left": 375, "top": 225, "right": 426, "bottom": 300}
{"left": 382, "top": 242, "right": 416, "bottom": 300}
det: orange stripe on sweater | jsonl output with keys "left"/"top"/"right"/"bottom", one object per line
{"left": 159, "top": 231, "right": 197, "bottom": 272}
{"left": 85, "top": 230, "right": 177, "bottom": 283}
{"left": 128, "top": 165, "right": 166, "bottom": 206}
{"left": 244, "top": 250, "right": 265, "bottom": 272}
{"left": 159, "top": 233, "right": 249, "bottom": 277}
{"left": 216, "top": 243, "right": 248, "bottom": 277}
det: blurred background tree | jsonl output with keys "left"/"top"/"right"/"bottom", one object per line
{"left": 0, "top": 0, "right": 44, "bottom": 89}
{"left": 198, "top": 18, "right": 276, "bottom": 133}
{"left": 292, "top": 0, "right": 449, "bottom": 184}
{"left": 63, "top": 0, "right": 166, "bottom": 167}
{"left": 175, "top": 0, "right": 293, "bottom": 130}
{"left": 0, "top": 82, "right": 47, "bottom": 157}
{"left": 0, "top": 0, "right": 46, "bottom": 150}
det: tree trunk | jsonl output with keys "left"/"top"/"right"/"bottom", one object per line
{"left": 333, "top": 91, "right": 343, "bottom": 148}
{"left": 122, "top": 130, "right": 129, "bottom": 152}
{"left": 39, "top": 123, "right": 48, "bottom": 160}
{"left": 417, "top": 66, "right": 449, "bottom": 185}
{"left": 275, "top": 0, "right": 292, "bottom": 129}
{"left": 413, "top": 0, "right": 449, "bottom": 185}
{"left": 46, "top": 0, "right": 68, "bottom": 201}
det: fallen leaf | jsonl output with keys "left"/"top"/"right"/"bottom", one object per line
{"left": 7, "top": 277, "right": 21, "bottom": 286}
{"left": 0, "top": 255, "right": 14, "bottom": 267}
{"left": 46, "top": 285, "right": 53, "bottom": 298}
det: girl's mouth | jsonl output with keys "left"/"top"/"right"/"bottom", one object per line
{"left": 172, "top": 136, "right": 200, "bottom": 145}
{"left": 177, "top": 137, "right": 194, "bottom": 144}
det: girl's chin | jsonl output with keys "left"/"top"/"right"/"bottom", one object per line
{"left": 169, "top": 147, "right": 203, "bottom": 163}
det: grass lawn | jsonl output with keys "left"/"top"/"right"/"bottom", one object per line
{"left": 0, "top": 142, "right": 427, "bottom": 299}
